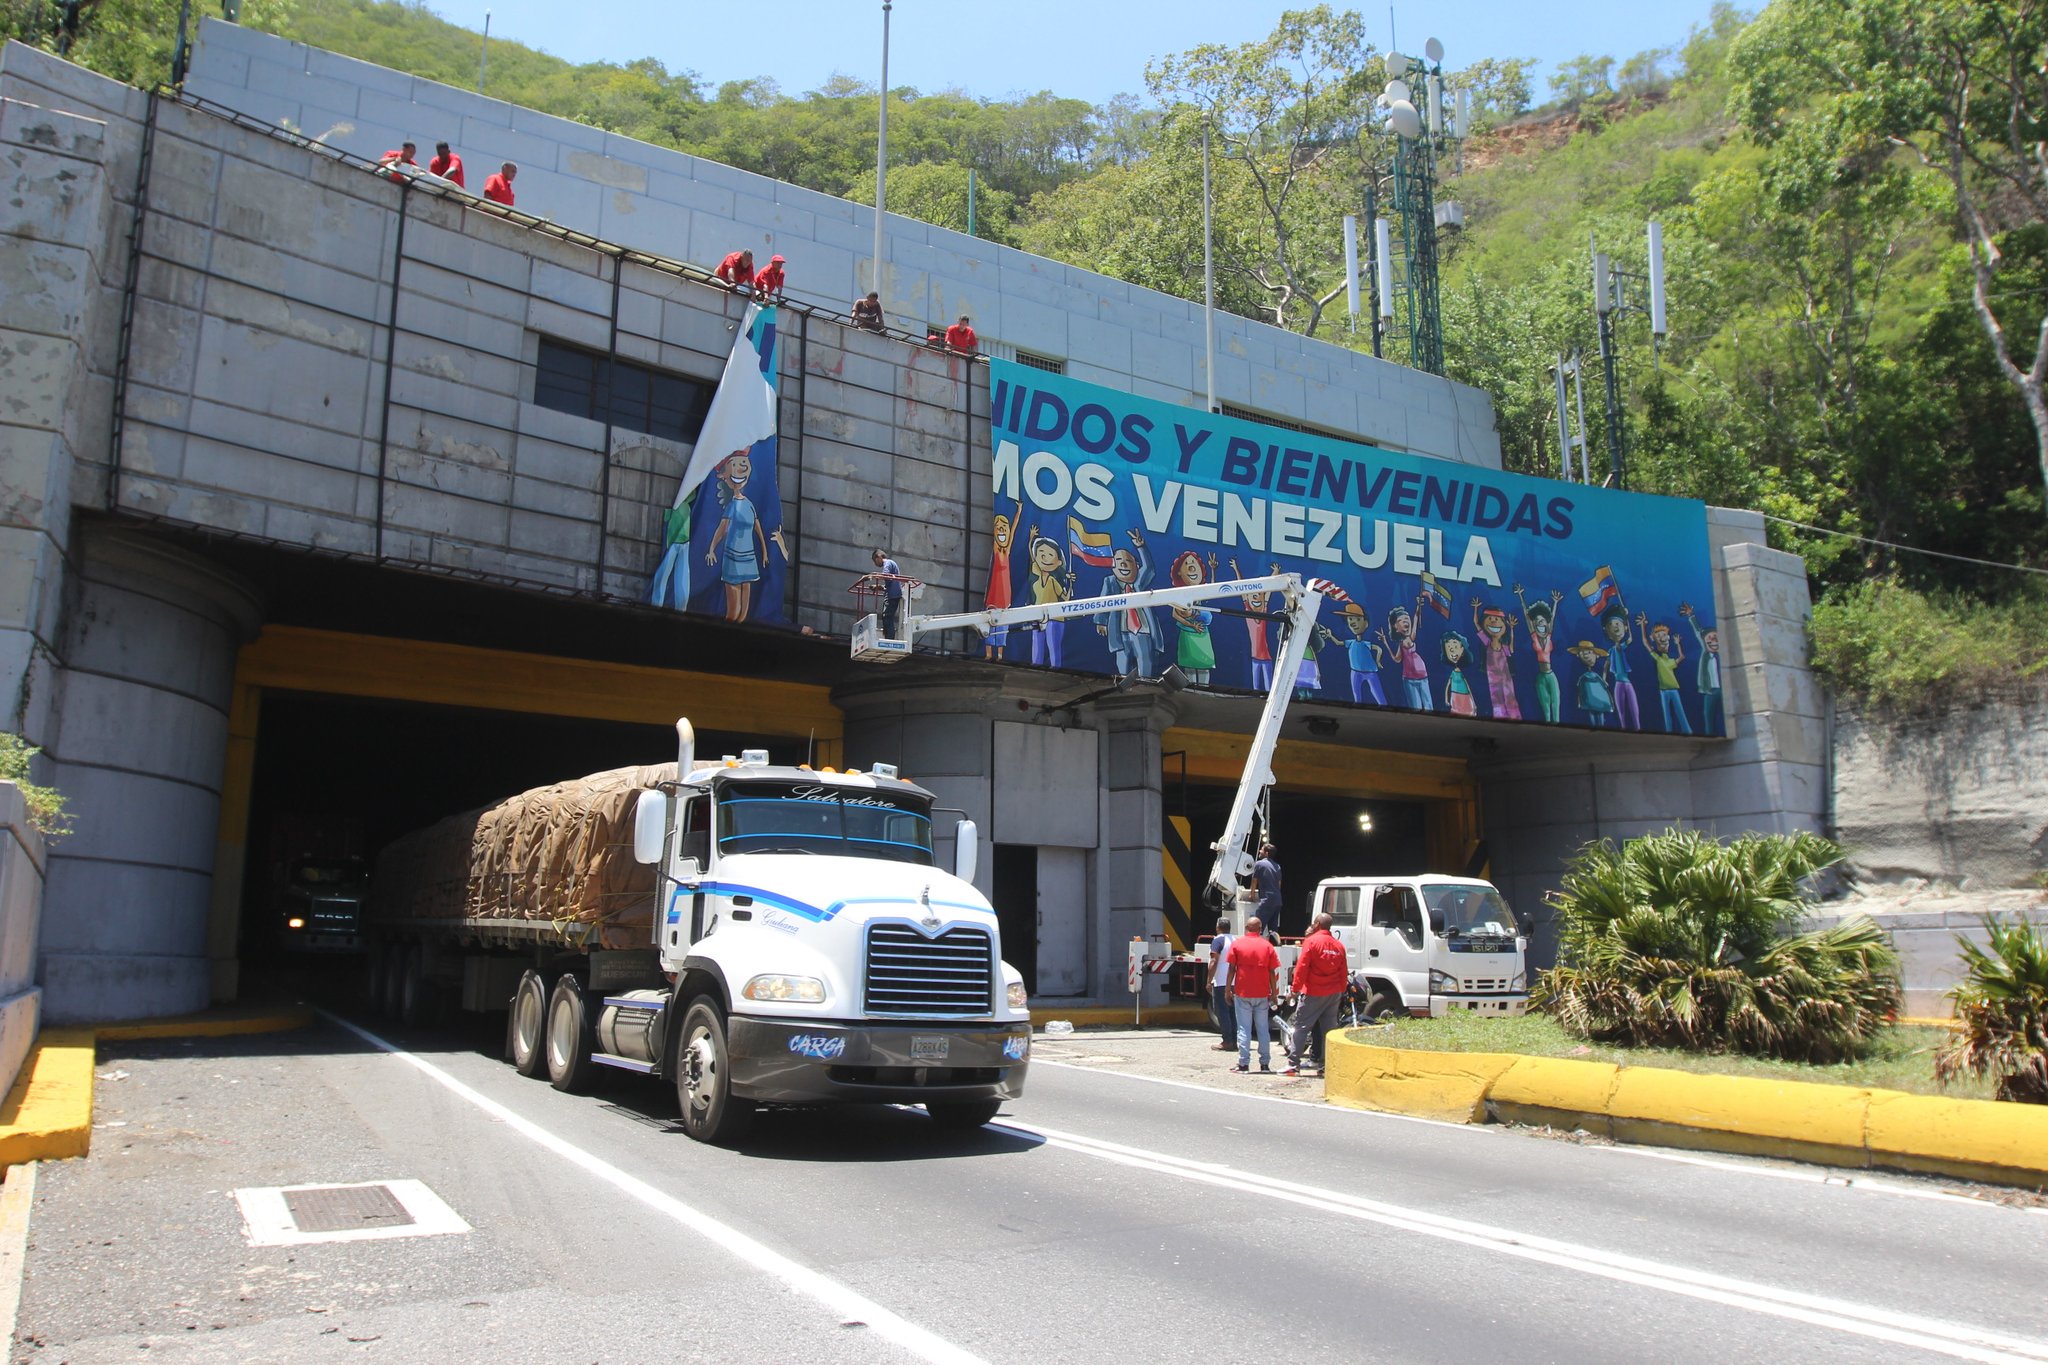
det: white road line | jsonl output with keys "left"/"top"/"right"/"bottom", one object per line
{"left": 322, "top": 1011, "right": 985, "bottom": 1365}
{"left": 998, "top": 1117, "right": 2048, "bottom": 1365}
{"left": 1035, "top": 1055, "right": 2031, "bottom": 1213}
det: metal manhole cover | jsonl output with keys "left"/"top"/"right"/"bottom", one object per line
{"left": 284, "top": 1183, "right": 414, "bottom": 1234}
{"left": 233, "top": 1180, "right": 469, "bottom": 1247}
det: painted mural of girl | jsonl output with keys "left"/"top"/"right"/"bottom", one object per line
{"left": 1514, "top": 583, "right": 1565, "bottom": 723}
{"left": 702, "top": 451, "right": 788, "bottom": 622}
{"left": 1441, "top": 630, "right": 1477, "bottom": 716}
{"left": 1168, "top": 549, "right": 1219, "bottom": 685}
{"left": 1601, "top": 603, "right": 1642, "bottom": 731}
{"left": 983, "top": 498, "right": 1022, "bottom": 660}
{"left": 1025, "top": 526, "right": 1072, "bottom": 668}
{"left": 1379, "top": 605, "right": 1431, "bottom": 710}
{"left": 1471, "top": 599, "right": 1521, "bottom": 720}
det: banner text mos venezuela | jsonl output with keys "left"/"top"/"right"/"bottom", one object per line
{"left": 983, "top": 359, "right": 1725, "bottom": 736}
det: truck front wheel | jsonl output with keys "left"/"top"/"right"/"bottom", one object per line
{"left": 509, "top": 969, "right": 548, "bottom": 1077}
{"left": 675, "top": 1000, "right": 754, "bottom": 1145}
{"left": 545, "top": 974, "right": 597, "bottom": 1093}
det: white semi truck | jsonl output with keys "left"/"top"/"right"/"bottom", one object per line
{"left": 367, "top": 730, "right": 1031, "bottom": 1145}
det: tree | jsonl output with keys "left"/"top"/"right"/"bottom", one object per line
{"left": 1548, "top": 54, "right": 1614, "bottom": 107}
{"left": 1446, "top": 57, "right": 1534, "bottom": 132}
{"left": 1731, "top": 0, "right": 2048, "bottom": 524}
{"left": 847, "top": 161, "right": 1017, "bottom": 244}
{"left": 1143, "top": 6, "right": 1380, "bottom": 337}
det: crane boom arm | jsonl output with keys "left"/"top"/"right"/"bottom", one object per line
{"left": 885, "top": 569, "right": 1327, "bottom": 921}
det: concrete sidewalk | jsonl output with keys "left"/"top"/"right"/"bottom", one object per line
{"left": 0, "top": 1008, "right": 316, "bottom": 1170}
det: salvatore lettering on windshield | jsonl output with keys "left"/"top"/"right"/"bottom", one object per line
{"left": 785, "top": 785, "right": 898, "bottom": 808}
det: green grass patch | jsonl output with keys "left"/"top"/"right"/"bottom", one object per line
{"left": 1351, "top": 1011, "right": 1994, "bottom": 1101}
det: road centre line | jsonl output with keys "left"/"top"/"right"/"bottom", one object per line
{"left": 322, "top": 1011, "right": 985, "bottom": 1365}
{"left": 1034, "top": 1056, "right": 2030, "bottom": 1214}
{"left": 998, "top": 1117, "right": 2048, "bottom": 1365}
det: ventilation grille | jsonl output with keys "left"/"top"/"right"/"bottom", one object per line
{"left": 863, "top": 923, "right": 994, "bottom": 1017}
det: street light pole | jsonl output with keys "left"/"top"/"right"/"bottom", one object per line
{"left": 873, "top": 0, "right": 892, "bottom": 301}
{"left": 1202, "top": 114, "right": 1217, "bottom": 414}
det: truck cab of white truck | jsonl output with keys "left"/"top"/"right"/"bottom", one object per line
{"left": 600, "top": 741, "right": 1031, "bottom": 1143}
{"left": 1314, "top": 874, "right": 1531, "bottom": 1019}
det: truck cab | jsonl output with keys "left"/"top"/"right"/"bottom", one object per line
{"left": 1314, "top": 874, "right": 1529, "bottom": 1018}
{"left": 276, "top": 856, "right": 367, "bottom": 953}
{"left": 607, "top": 746, "right": 1031, "bottom": 1142}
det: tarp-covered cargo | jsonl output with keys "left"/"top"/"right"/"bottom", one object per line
{"left": 373, "top": 763, "right": 677, "bottom": 934}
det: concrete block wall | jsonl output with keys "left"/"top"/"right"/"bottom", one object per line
{"left": 0, "top": 782, "right": 45, "bottom": 1095}
{"left": 0, "top": 52, "right": 141, "bottom": 754}
{"left": 1479, "top": 508, "right": 1827, "bottom": 969}
{"left": 185, "top": 19, "right": 1502, "bottom": 469}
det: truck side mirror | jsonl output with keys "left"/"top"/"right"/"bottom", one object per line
{"left": 1427, "top": 908, "right": 1446, "bottom": 935}
{"left": 632, "top": 790, "right": 667, "bottom": 865}
{"left": 953, "top": 818, "right": 978, "bottom": 884}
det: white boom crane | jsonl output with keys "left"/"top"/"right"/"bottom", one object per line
{"left": 852, "top": 570, "right": 1327, "bottom": 910}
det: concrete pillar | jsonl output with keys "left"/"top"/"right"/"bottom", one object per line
{"left": 38, "top": 528, "right": 260, "bottom": 1023}
{"left": 1096, "top": 692, "right": 1176, "bottom": 1004}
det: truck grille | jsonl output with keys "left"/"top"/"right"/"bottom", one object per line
{"left": 864, "top": 923, "right": 994, "bottom": 1017}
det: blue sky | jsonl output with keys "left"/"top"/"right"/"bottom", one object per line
{"left": 435, "top": 1, "right": 1729, "bottom": 106}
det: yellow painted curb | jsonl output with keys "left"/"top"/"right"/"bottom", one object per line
{"left": 0, "top": 1030, "right": 95, "bottom": 1168}
{"left": 1489, "top": 1056, "right": 1621, "bottom": 1134}
{"left": 1897, "top": 1016, "right": 1959, "bottom": 1030}
{"left": 1324, "top": 1041, "right": 1518, "bottom": 1123}
{"left": 1326, "top": 1032, "right": 2048, "bottom": 1188}
{"left": 0, "top": 1007, "right": 317, "bottom": 1169}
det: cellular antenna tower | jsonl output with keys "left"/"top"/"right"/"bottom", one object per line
{"left": 1364, "top": 38, "right": 1463, "bottom": 377}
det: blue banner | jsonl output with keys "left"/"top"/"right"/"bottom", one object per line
{"left": 985, "top": 360, "right": 1723, "bottom": 735}
{"left": 648, "top": 303, "right": 790, "bottom": 625}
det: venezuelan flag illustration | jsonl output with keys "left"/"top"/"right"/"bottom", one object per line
{"left": 1418, "top": 571, "right": 1452, "bottom": 618}
{"left": 1067, "top": 517, "right": 1117, "bottom": 568}
{"left": 1579, "top": 565, "right": 1622, "bottom": 616}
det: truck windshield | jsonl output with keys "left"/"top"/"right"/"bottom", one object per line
{"left": 716, "top": 782, "right": 935, "bottom": 865}
{"left": 1422, "top": 884, "right": 1519, "bottom": 939}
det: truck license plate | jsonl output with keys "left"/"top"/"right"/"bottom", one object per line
{"left": 910, "top": 1035, "right": 950, "bottom": 1063}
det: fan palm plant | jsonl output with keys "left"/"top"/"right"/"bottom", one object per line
{"left": 1536, "top": 828, "right": 1900, "bottom": 1062}
{"left": 1935, "top": 918, "right": 2048, "bottom": 1104}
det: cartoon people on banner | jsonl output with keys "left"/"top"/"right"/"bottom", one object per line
{"left": 701, "top": 450, "right": 788, "bottom": 623}
{"left": 1168, "top": 549, "right": 1219, "bottom": 685}
{"left": 975, "top": 520, "right": 1723, "bottom": 734}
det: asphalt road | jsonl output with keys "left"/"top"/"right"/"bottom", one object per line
{"left": 15, "top": 1010, "right": 2048, "bottom": 1364}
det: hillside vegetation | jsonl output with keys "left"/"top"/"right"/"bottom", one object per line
{"left": 7, "top": 0, "right": 2046, "bottom": 702}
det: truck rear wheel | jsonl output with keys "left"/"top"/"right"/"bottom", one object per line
{"left": 675, "top": 1000, "right": 753, "bottom": 1145}
{"left": 509, "top": 969, "right": 548, "bottom": 1077}
{"left": 398, "top": 945, "right": 431, "bottom": 1027}
{"left": 545, "top": 974, "right": 597, "bottom": 1093}
{"left": 924, "top": 1100, "right": 1001, "bottom": 1130}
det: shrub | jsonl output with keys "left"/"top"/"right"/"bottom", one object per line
{"left": 1809, "top": 580, "right": 2048, "bottom": 713}
{"left": 0, "top": 733, "right": 71, "bottom": 837}
{"left": 1536, "top": 827, "right": 1900, "bottom": 1062}
{"left": 1935, "top": 918, "right": 2048, "bottom": 1104}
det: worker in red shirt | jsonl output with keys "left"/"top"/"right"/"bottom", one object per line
{"left": 945, "top": 314, "right": 978, "bottom": 354}
{"left": 428, "top": 140, "right": 464, "bottom": 186}
{"left": 482, "top": 162, "right": 517, "bottom": 206}
{"left": 753, "top": 253, "right": 786, "bottom": 300}
{"left": 376, "top": 141, "right": 416, "bottom": 184}
{"left": 715, "top": 249, "right": 755, "bottom": 291}
{"left": 1222, "top": 917, "right": 1282, "bottom": 1073}
{"left": 1283, "top": 911, "right": 1350, "bottom": 1076}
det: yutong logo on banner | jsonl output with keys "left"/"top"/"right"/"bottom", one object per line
{"left": 984, "top": 360, "right": 1724, "bottom": 735}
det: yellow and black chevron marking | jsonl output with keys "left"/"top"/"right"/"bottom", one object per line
{"left": 1160, "top": 815, "right": 1194, "bottom": 951}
